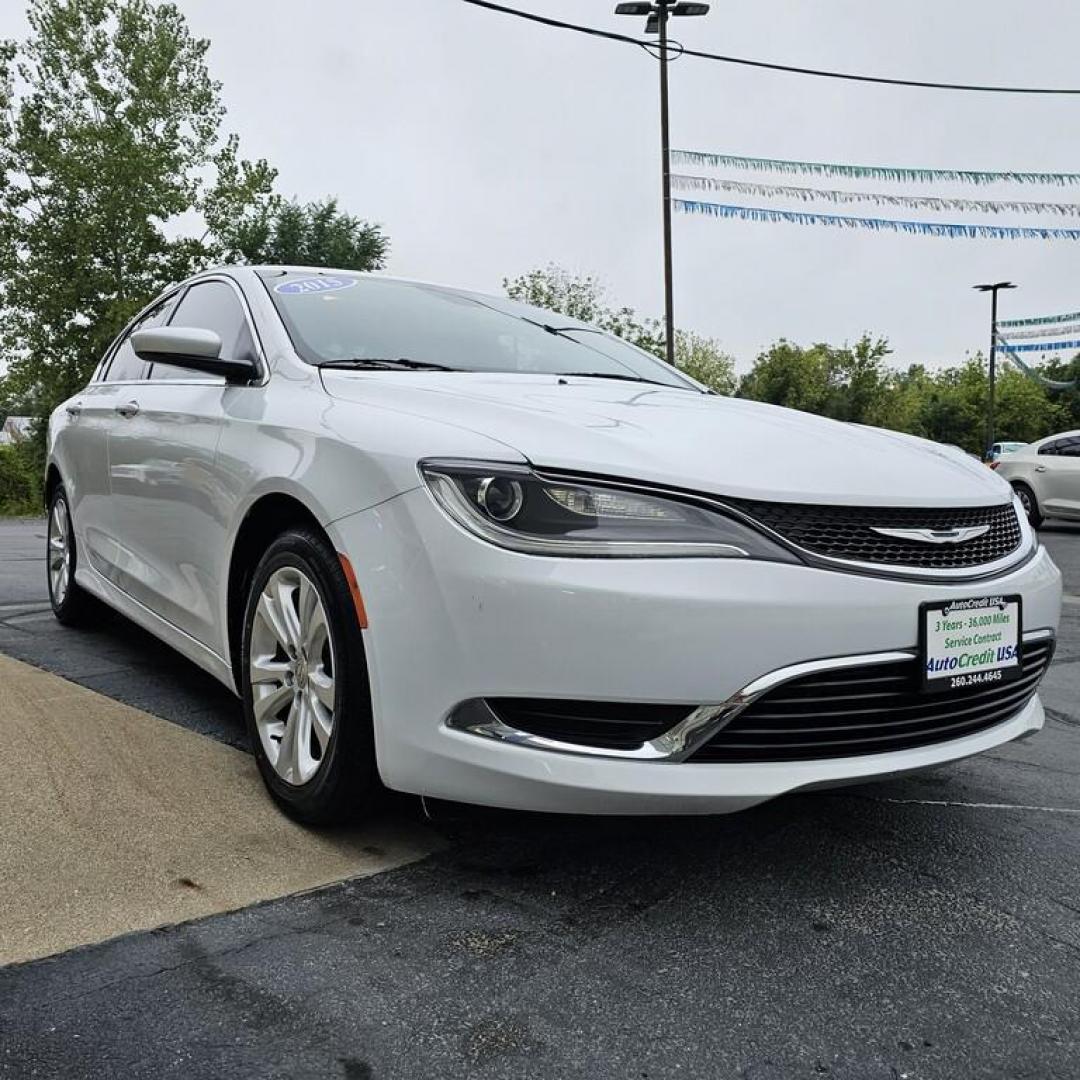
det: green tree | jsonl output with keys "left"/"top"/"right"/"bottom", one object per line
{"left": 890, "top": 356, "right": 1069, "bottom": 455}
{"left": 909, "top": 358, "right": 986, "bottom": 453}
{"left": 738, "top": 335, "right": 892, "bottom": 423}
{"left": 825, "top": 335, "right": 893, "bottom": 425}
{"left": 672, "top": 329, "right": 736, "bottom": 395}
{"left": 0, "top": 0, "right": 276, "bottom": 418}
{"left": 995, "top": 364, "right": 1069, "bottom": 444}
{"left": 503, "top": 264, "right": 664, "bottom": 354}
{"left": 873, "top": 363, "right": 933, "bottom": 435}
{"left": 1035, "top": 352, "right": 1080, "bottom": 429}
{"left": 737, "top": 340, "right": 831, "bottom": 413}
{"left": 502, "top": 266, "right": 1075, "bottom": 451}
{"left": 213, "top": 195, "right": 389, "bottom": 272}
{"left": 503, "top": 264, "right": 734, "bottom": 392}
{"left": 503, "top": 264, "right": 613, "bottom": 326}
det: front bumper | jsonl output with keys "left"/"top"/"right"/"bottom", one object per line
{"left": 328, "top": 488, "right": 1062, "bottom": 814}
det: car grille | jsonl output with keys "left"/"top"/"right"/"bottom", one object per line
{"left": 688, "top": 637, "right": 1054, "bottom": 763}
{"left": 484, "top": 698, "right": 686, "bottom": 750}
{"left": 721, "top": 498, "right": 1022, "bottom": 570}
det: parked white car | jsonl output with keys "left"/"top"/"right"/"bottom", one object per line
{"left": 995, "top": 431, "right": 1080, "bottom": 526}
{"left": 46, "top": 267, "right": 1063, "bottom": 822}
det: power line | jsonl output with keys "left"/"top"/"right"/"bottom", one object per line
{"left": 459, "top": 0, "right": 1080, "bottom": 94}
{"left": 461, "top": 0, "right": 644, "bottom": 47}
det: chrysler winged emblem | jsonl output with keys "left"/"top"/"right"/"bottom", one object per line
{"left": 870, "top": 525, "right": 991, "bottom": 545}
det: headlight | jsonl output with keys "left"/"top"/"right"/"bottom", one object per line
{"left": 419, "top": 460, "right": 801, "bottom": 561}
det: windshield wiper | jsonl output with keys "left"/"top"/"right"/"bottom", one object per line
{"left": 317, "top": 357, "right": 459, "bottom": 372}
{"left": 520, "top": 317, "right": 582, "bottom": 339}
{"left": 558, "top": 371, "right": 670, "bottom": 387}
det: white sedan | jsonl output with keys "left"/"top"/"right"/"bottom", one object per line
{"left": 994, "top": 431, "right": 1080, "bottom": 527}
{"left": 46, "top": 267, "right": 1063, "bottom": 822}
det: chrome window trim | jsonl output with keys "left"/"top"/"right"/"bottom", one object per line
{"left": 93, "top": 273, "right": 269, "bottom": 388}
{"left": 447, "top": 628, "right": 1055, "bottom": 762}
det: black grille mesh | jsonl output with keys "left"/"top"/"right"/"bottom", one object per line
{"left": 722, "top": 499, "right": 1022, "bottom": 569}
{"left": 689, "top": 637, "right": 1053, "bottom": 763}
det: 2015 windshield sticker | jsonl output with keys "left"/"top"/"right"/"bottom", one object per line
{"left": 274, "top": 276, "right": 358, "bottom": 296}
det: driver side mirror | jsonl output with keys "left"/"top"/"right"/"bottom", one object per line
{"left": 131, "top": 326, "right": 258, "bottom": 384}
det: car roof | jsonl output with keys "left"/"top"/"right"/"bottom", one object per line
{"left": 248, "top": 265, "right": 475, "bottom": 293}
{"left": 179, "top": 265, "right": 524, "bottom": 307}
{"left": 1023, "top": 430, "right": 1080, "bottom": 450}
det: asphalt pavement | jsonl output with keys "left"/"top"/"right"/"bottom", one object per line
{"left": 1, "top": 516, "right": 1079, "bottom": 1079}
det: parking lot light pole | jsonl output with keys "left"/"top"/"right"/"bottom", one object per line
{"left": 974, "top": 281, "right": 1017, "bottom": 459}
{"left": 615, "top": 0, "right": 710, "bottom": 366}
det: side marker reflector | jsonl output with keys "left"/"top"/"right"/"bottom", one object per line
{"left": 337, "top": 553, "right": 369, "bottom": 629}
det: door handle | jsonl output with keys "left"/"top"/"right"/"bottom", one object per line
{"left": 65, "top": 401, "right": 82, "bottom": 418}
{"left": 114, "top": 400, "right": 140, "bottom": 419}
{"left": 1034, "top": 465, "right": 1047, "bottom": 472}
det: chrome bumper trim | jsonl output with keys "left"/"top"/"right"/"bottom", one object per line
{"left": 447, "top": 628, "right": 1056, "bottom": 762}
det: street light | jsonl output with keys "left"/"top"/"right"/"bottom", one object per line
{"left": 974, "top": 281, "right": 1017, "bottom": 459}
{"left": 616, "top": 0, "right": 711, "bottom": 366}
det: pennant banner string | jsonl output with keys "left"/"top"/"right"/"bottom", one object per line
{"left": 995, "top": 336, "right": 1080, "bottom": 353}
{"left": 998, "top": 310, "right": 1080, "bottom": 328}
{"left": 991, "top": 322, "right": 1080, "bottom": 340}
{"left": 997, "top": 342, "right": 1079, "bottom": 389}
{"left": 673, "top": 199, "right": 1080, "bottom": 240}
{"left": 673, "top": 151, "right": 1080, "bottom": 187}
{"left": 672, "top": 174, "right": 1080, "bottom": 217}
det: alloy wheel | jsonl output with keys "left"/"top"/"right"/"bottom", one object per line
{"left": 48, "top": 497, "right": 72, "bottom": 608}
{"left": 249, "top": 566, "right": 336, "bottom": 786}
{"left": 1017, "top": 488, "right": 1033, "bottom": 516}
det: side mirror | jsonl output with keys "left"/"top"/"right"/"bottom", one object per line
{"left": 131, "top": 326, "right": 258, "bottom": 384}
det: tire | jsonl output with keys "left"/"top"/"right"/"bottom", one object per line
{"left": 46, "top": 484, "right": 94, "bottom": 625}
{"left": 1012, "top": 482, "right": 1043, "bottom": 528}
{"left": 240, "top": 526, "right": 378, "bottom": 824}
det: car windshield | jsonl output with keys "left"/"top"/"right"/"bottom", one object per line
{"left": 260, "top": 271, "right": 698, "bottom": 390}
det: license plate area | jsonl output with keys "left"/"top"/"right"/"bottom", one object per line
{"left": 919, "top": 595, "right": 1022, "bottom": 693}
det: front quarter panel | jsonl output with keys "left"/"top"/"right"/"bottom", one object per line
{"left": 215, "top": 371, "right": 527, "bottom": 530}
{"left": 211, "top": 369, "right": 527, "bottom": 671}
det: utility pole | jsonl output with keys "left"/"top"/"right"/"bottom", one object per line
{"left": 657, "top": 4, "right": 675, "bottom": 366}
{"left": 615, "top": 1, "right": 710, "bottom": 365}
{"left": 974, "top": 281, "right": 1017, "bottom": 459}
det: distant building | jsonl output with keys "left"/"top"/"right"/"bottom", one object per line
{"left": 0, "top": 416, "right": 33, "bottom": 446}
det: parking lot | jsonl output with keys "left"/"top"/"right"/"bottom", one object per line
{"left": 1, "top": 516, "right": 1078, "bottom": 1079}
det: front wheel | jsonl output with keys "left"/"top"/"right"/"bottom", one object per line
{"left": 46, "top": 484, "right": 94, "bottom": 625}
{"left": 1013, "top": 482, "right": 1043, "bottom": 528}
{"left": 240, "top": 527, "right": 379, "bottom": 824}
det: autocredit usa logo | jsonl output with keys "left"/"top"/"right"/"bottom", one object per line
{"left": 274, "top": 276, "right": 358, "bottom": 296}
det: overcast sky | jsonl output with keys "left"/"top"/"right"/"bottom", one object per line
{"left": 3, "top": 0, "right": 1078, "bottom": 372}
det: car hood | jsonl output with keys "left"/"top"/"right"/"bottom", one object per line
{"left": 322, "top": 372, "right": 1010, "bottom": 507}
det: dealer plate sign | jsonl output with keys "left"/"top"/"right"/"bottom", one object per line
{"left": 920, "top": 595, "right": 1022, "bottom": 693}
